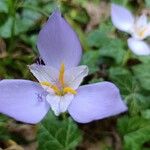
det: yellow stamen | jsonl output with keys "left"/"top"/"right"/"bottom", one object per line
{"left": 40, "top": 81, "right": 60, "bottom": 94}
{"left": 59, "top": 63, "right": 65, "bottom": 86}
{"left": 63, "top": 87, "right": 77, "bottom": 95}
{"left": 40, "top": 65, "right": 77, "bottom": 96}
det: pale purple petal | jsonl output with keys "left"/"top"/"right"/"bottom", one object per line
{"left": 128, "top": 38, "right": 150, "bottom": 55}
{"left": 136, "top": 14, "right": 147, "bottom": 27}
{"left": 111, "top": 3, "right": 134, "bottom": 33}
{"left": 28, "top": 64, "right": 59, "bottom": 84}
{"left": 46, "top": 94, "right": 74, "bottom": 116}
{"left": 65, "top": 65, "right": 89, "bottom": 90}
{"left": 0, "top": 80, "right": 50, "bottom": 124}
{"left": 37, "top": 10, "right": 82, "bottom": 69}
{"left": 68, "top": 82, "right": 127, "bottom": 123}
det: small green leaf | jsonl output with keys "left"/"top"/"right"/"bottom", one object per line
{"left": 142, "top": 109, "right": 150, "bottom": 119}
{"left": 117, "top": 116, "right": 150, "bottom": 150}
{"left": 99, "top": 38, "right": 126, "bottom": 64}
{"left": 132, "top": 64, "right": 150, "bottom": 91}
{"left": 145, "top": 0, "right": 150, "bottom": 8}
{"left": 81, "top": 50, "right": 100, "bottom": 74}
{"left": 109, "top": 67, "right": 136, "bottom": 96}
{"left": 37, "top": 112, "right": 82, "bottom": 150}
{"left": 0, "top": 0, "right": 8, "bottom": 13}
{"left": 87, "top": 23, "right": 113, "bottom": 48}
{"left": 0, "top": 114, "right": 10, "bottom": 140}
{"left": 0, "top": 17, "right": 13, "bottom": 38}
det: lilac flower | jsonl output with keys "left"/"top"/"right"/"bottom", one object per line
{"left": 111, "top": 3, "right": 150, "bottom": 55}
{"left": 0, "top": 10, "right": 127, "bottom": 124}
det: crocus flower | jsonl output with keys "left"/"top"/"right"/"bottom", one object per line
{"left": 111, "top": 3, "right": 150, "bottom": 55}
{"left": 0, "top": 10, "right": 127, "bottom": 124}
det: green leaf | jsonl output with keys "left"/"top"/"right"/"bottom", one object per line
{"left": 87, "top": 22, "right": 126, "bottom": 65}
{"left": 132, "top": 64, "right": 150, "bottom": 91}
{"left": 87, "top": 23, "right": 113, "bottom": 48}
{"left": 108, "top": 67, "right": 150, "bottom": 115}
{"left": 0, "top": 17, "right": 13, "bottom": 38}
{"left": 142, "top": 109, "right": 150, "bottom": 119}
{"left": 0, "top": 114, "right": 10, "bottom": 140}
{"left": 117, "top": 116, "right": 150, "bottom": 150}
{"left": 137, "top": 55, "right": 150, "bottom": 64}
{"left": 124, "top": 126, "right": 150, "bottom": 150}
{"left": 109, "top": 67, "right": 136, "bottom": 96}
{"left": 0, "top": 0, "right": 8, "bottom": 13}
{"left": 99, "top": 38, "right": 126, "bottom": 64}
{"left": 81, "top": 50, "right": 100, "bottom": 74}
{"left": 37, "top": 112, "right": 82, "bottom": 150}
{"left": 145, "top": 0, "right": 150, "bottom": 8}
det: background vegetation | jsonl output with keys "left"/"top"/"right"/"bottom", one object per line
{"left": 0, "top": 0, "right": 150, "bottom": 149}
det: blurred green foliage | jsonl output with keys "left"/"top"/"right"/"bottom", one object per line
{"left": 0, "top": 115, "right": 10, "bottom": 140}
{"left": 0, "top": 0, "right": 150, "bottom": 150}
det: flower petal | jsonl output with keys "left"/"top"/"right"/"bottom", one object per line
{"left": 65, "top": 65, "right": 89, "bottom": 90}
{"left": 68, "top": 82, "right": 127, "bottom": 123}
{"left": 37, "top": 10, "right": 82, "bottom": 69}
{"left": 0, "top": 80, "right": 50, "bottom": 124}
{"left": 128, "top": 38, "right": 150, "bottom": 55}
{"left": 46, "top": 94, "right": 74, "bottom": 116}
{"left": 111, "top": 3, "right": 134, "bottom": 33}
{"left": 29, "top": 64, "right": 59, "bottom": 84}
{"left": 136, "top": 14, "right": 147, "bottom": 27}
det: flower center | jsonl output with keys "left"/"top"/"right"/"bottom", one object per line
{"left": 40, "top": 64, "right": 76, "bottom": 96}
{"left": 135, "top": 26, "right": 148, "bottom": 38}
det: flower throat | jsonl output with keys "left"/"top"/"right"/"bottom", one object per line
{"left": 40, "top": 64, "right": 76, "bottom": 96}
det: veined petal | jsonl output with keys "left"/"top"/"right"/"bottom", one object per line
{"left": 0, "top": 80, "right": 50, "bottom": 124}
{"left": 111, "top": 3, "right": 134, "bottom": 33}
{"left": 128, "top": 38, "right": 150, "bottom": 55}
{"left": 136, "top": 14, "right": 147, "bottom": 27}
{"left": 46, "top": 94, "right": 60, "bottom": 116}
{"left": 68, "top": 82, "right": 127, "bottom": 123}
{"left": 29, "top": 64, "right": 59, "bottom": 84}
{"left": 46, "top": 94, "right": 74, "bottom": 116}
{"left": 37, "top": 10, "right": 82, "bottom": 69}
{"left": 65, "top": 65, "right": 89, "bottom": 90}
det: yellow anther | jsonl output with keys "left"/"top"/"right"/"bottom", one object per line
{"left": 63, "top": 87, "right": 77, "bottom": 95}
{"left": 40, "top": 82, "right": 60, "bottom": 94}
{"left": 59, "top": 63, "right": 65, "bottom": 86}
{"left": 40, "top": 68, "right": 77, "bottom": 96}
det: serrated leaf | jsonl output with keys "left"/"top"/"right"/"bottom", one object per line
{"left": 124, "top": 126, "right": 150, "bottom": 150}
{"left": 117, "top": 116, "right": 150, "bottom": 150}
{"left": 37, "top": 112, "right": 82, "bottom": 150}
{"left": 108, "top": 67, "right": 150, "bottom": 115}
